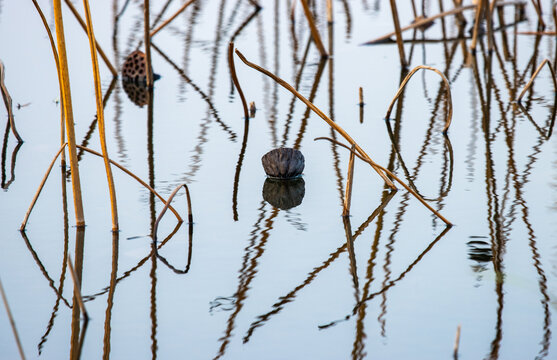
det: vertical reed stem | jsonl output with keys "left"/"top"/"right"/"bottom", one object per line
{"left": 0, "top": 276, "right": 26, "bottom": 360}
{"left": 470, "top": 0, "right": 484, "bottom": 53}
{"left": 358, "top": 86, "right": 364, "bottom": 105}
{"left": 53, "top": 0, "right": 85, "bottom": 227}
{"left": 299, "top": 0, "right": 328, "bottom": 58}
{"left": 453, "top": 325, "right": 461, "bottom": 359}
{"left": 228, "top": 42, "right": 249, "bottom": 119}
{"left": 326, "top": 0, "right": 333, "bottom": 23}
{"left": 388, "top": 0, "right": 407, "bottom": 67}
{"left": 342, "top": 144, "right": 355, "bottom": 217}
{"left": 67, "top": 256, "right": 89, "bottom": 320}
{"left": 82, "top": 0, "right": 119, "bottom": 231}
{"left": 144, "top": 0, "right": 153, "bottom": 87}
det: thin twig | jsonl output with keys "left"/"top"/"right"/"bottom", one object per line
{"left": 358, "top": 87, "right": 364, "bottom": 106}
{"left": 453, "top": 325, "right": 461, "bottom": 359}
{"left": 144, "top": 0, "right": 153, "bottom": 87}
{"left": 235, "top": 49, "right": 396, "bottom": 189}
{"left": 152, "top": 184, "right": 193, "bottom": 241}
{"left": 0, "top": 276, "right": 26, "bottom": 360}
{"left": 388, "top": 0, "right": 407, "bottom": 67}
{"left": 314, "top": 137, "right": 453, "bottom": 225}
{"left": 299, "top": 0, "right": 328, "bottom": 57}
{"left": 82, "top": 0, "right": 119, "bottom": 231}
{"left": 342, "top": 145, "right": 356, "bottom": 217}
{"left": 228, "top": 43, "right": 249, "bottom": 119}
{"left": 385, "top": 65, "right": 453, "bottom": 134}
{"left": 0, "top": 61, "right": 22, "bottom": 143}
{"left": 517, "top": 59, "right": 557, "bottom": 103}
{"left": 469, "top": 0, "right": 485, "bottom": 53}
{"left": 66, "top": 256, "right": 89, "bottom": 320}
{"left": 150, "top": 0, "right": 196, "bottom": 37}
{"left": 62, "top": 0, "right": 117, "bottom": 76}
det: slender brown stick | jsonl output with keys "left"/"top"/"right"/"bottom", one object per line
{"left": 453, "top": 325, "right": 461, "bottom": 359}
{"left": 0, "top": 276, "right": 26, "bottom": 360}
{"left": 150, "top": 0, "right": 196, "bottom": 37}
{"left": 144, "top": 0, "right": 153, "bottom": 87}
{"left": 82, "top": 0, "right": 119, "bottom": 231}
{"left": 517, "top": 31, "right": 557, "bottom": 35}
{"left": 228, "top": 43, "right": 249, "bottom": 119}
{"left": 327, "top": 0, "right": 333, "bottom": 23}
{"left": 0, "top": 61, "right": 22, "bottom": 143}
{"left": 62, "top": 0, "right": 117, "bottom": 76}
{"left": 469, "top": 0, "right": 484, "bottom": 53}
{"left": 517, "top": 59, "right": 557, "bottom": 103}
{"left": 385, "top": 65, "right": 453, "bottom": 134}
{"left": 314, "top": 137, "right": 453, "bottom": 225}
{"left": 235, "top": 49, "right": 396, "bottom": 189}
{"left": 67, "top": 256, "right": 88, "bottom": 320}
{"left": 358, "top": 86, "right": 364, "bottom": 105}
{"left": 388, "top": 0, "right": 407, "bottom": 67}
{"left": 299, "top": 0, "right": 328, "bottom": 58}
{"left": 342, "top": 145, "right": 356, "bottom": 217}
{"left": 20, "top": 144, "right": 67, "bottom": 231}
{"left": 152, "top": 184, "right": 193, "bottom": 241}
{"left": 53, "top": 0, "right": 85, "bottom": 227}
{"left": 529, "top": 0, "right": 545, "bottom": 29}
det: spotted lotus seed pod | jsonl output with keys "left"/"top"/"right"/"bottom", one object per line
{"left": 122, "top": 50, "right": 149, "bottom": 82}
{"left": 261, "top": 148, "right": 304, "bottom": 179}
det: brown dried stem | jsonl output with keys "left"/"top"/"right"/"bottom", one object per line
{"left": 66, "top": 256, "right": 89, "bottom": 321}
{"left": 453, "top": 325, "right": 461, "bottom": 359}
{"left": 388, "top": 0, "right": 407, "bottom": 67}
{"left": 228, "top": 43, "right": 249, "bottom": 119}
{"left": 62, "top": 0, "right": 117, "bottom": 76}
{"left": 469, "top": 0, "right": 485, "bottom": 53}
{"left": 144, "top": 0, "right": 153, "bottom": 87}
{"left": 314, "top": 136, "right": 453, "bottom": 226}
{"left": 0, "top": 61, "right": 22, "bottom": 143}
{"left": 150, "top": 0, "right": 196, "bottom": 37}
{"left": 299, "top": 0, "right": 328, "bottom": 58}
{"left": 53, "top": 0, "right": 86, "bottom": 227}
{"left": 152, "top": 184, "right": 193, "bottom": 241}
{"left": 0, "top": 276, "right": 26, "bottom": 360}
{"left": 342, "top": 145, "right": 356, "bottom": 217}
{"left": 517, "top": 59, "right": 557, "bottom": 103}
{"left": 327, "top": 0, "right": 333, "bottom": 23}
{"left": 385, "top": 65, "right": 453, "bottom": 134}
{"left": 358, "top": 86, "right": 364, "bottom": 105}
{"left": 235, "top": 49, "right": 396, "bottom": 189}
{"left": 82, "top": 0, "right": 119, "bottom": 231}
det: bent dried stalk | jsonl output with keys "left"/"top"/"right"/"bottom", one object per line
{"left": 517, "top": 59, "right": 557, "bottom": 103}
{"left": 229, "top": 43, "right": 249, "bottom": 119}
{"left": 82, "top": 0, "right": 119, "bottom": 231}
{"left": 314, "top": 137, "right": 452, "bottom": 226}
{"left": 385, "top": 65, "right": 453, "bottom": 134}
{"left": 0, "top": 276, "right": 26, "bottom": 360}
{"left": 62, "top": 0, "right": 117, "bottom": 76}
{"left": 342, "top": 145, "right": 356, "bottom": 217}
{"left": 152, "top": 184, "right": 193, "bottom": 241}
{"left": 53, "top": 0, "right": 85, "bottom": 227}
{"left": 0, "top": 61, "right": 22, "bottom": 143}
{"left": 150, "top": 0, "right": 196, "bottom": 36}
{"left": 235, "top": 49, "right": 396, "bottom": 189}
{"left": 299, "top": 0, "right": 328, "bottom": 57}
{"left": 20, "top": 144, "right": 182, "bottom": 231}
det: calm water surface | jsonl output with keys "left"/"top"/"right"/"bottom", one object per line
{"left": 1, "top": 0, "right": 557, "bottom": 359}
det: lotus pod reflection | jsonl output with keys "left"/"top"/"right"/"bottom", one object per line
{"left": 263, "top": 178, "right": 305, "bottom": 210}
{"left": 261, "top": 148, "right": 304, "bottom": 179}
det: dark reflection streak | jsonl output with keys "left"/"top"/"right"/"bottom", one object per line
{"left": 243, "top": 193, "right": 395, "bottom": 343}
{"left": 255, "top": 9, "right": 269, "bottom": 128}
{"left": 229, "top": 5, "right": 261, "bottom": 44}
{"left": 151, "top": 0, "right": 174, "bottom": 30}
{"left": 340, "top": 0, "right": 352, "bottom": 39}
{"left": 281, "top": 35, "right": 312, "bottom": 147}
{"left": 126, "top": 3, "right": 143, "bottom": 55}
{"left": 269, "top": 0, "right": 280, "bottom": 147}
{"left": 181, "top": 0, "right": 202, "bottom": 84}
{"left": 82, "top": 222, "right": 182, "bottom": 302}
{"left": 112, "top": 0, "right": 127, "bottom": 163}
{"left": 102, "top": 232, "right": 119, "bottom": 360}
{"left": 150, "top": 242, "right": 158, "bottom": 360}
{"left": 289, "top": 0, "right": 299, "bottom": 65}
{"left": 223, "top": 0, "right": 243, "bottom": 35}
{"left": 517, "top": 101, "right": 556, "bottom": 140}
{"left": 293, "top": 58, "right": 327, "bottom": 150}
{"left": 0, "top": 120, "right": 22, "bottom": 190}
{"left": 155, "top": 222, "right": 194, "bottom": 274}
{"left": 232, "top": 119, "right": 250, "bottom": 221}
{"left": 343, "top": 217, "right": 359, "bottom": 294}
{"left": 69, "top": 228, "right": 85, "bottom": 360}
{"left": 518, "top": 35, "right": 543, "bottom": 104}
{"left": 151, "top": 43, "right": 237, "bottom": 142}
{"left": 19, "top": 231, "right": 71, "bottom": 308}
{"left": 215, "top": 203, "right": 278, "bottom": 359}
{"left": 38, "top": 165, "right": 70, "bottom": 355}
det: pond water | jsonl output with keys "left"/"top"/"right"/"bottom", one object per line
{"left": 1, "top": 0, "right": 557, "bottom": 359}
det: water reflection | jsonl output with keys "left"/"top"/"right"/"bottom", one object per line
{"left": 262, "top": 177, "right": 305, "bottom": 210}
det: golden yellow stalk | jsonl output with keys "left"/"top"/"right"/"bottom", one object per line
{"left": 342, "top": 145, "right": 356, "bottom": 217}
{"left": 299, "top": 0, "right": 328, "bottom": 58}
{"left": 385, "top": 65, "right": 453, "bottom": 134}
{"left": 516, "top": 59, "right": 557, "bottom": 103}
{"left": 67, "top": 256, "right": 89, "bottom": 321}
{"left": 314, "top": 136, "right": 453, "bottom": 226}
{"left": 53, "top": 0, "right": 85, "bottom": 227}
{"left": 228, "top": 42, "right": 249, "bottom": 119}
{"left": 0, "top": 276, "right": 26, "bottom": 360}
{"left": 81, "top": 0, "right": 119, "bottom": 231}
{"left": 150, "top": 0, "right": 197, "bottom": 37}
{"left": 62, "top": 0, "right": 117, "bottom": 76}
{"left": 152, "top": 184, "right": 193, "bottom": 241}
{"left": 20, "top": 143, "right": 181, "bottom": 231}
{"left": 327, "top": 0, "right": 333, "bottom": 23}
{"left": 387, "top": 0, "right": 407, "bottom": 67}
{"left": 235, "top": 49, "right": 396, "bottom": 189}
